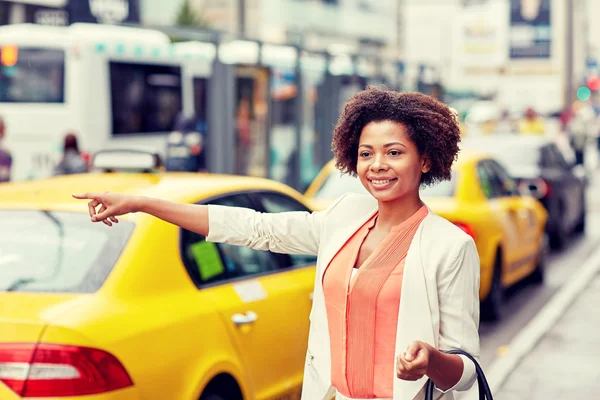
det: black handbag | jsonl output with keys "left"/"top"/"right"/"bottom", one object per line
{"left": 425, "top": 349, "right": 493, "bottom": 400}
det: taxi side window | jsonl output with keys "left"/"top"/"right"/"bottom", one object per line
{"left": 478, "top": 160, "right": 516, "bottom": 198}
{"left": 255, "top": 191, "right": 318, "bottom": 267}
{"left": 180, "top": 193, "right": 280, "bottom": 287}
{"left": 487, "top": 160, "right": 519, "bottom": 197}
{"left": 544, "top": 144, "right": 570, "bottom": 170}
{"left": 476, "top": 162, "right": 494, "bottom": 199}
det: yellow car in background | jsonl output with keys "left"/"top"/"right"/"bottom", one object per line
{"left": 305, "top": 152, "right": 548, "bottom": 321}
{"left": 0, "top": 151, "right": 315, "bottom": 400}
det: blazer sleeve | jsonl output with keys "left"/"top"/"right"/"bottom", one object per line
{"left": 436, "top": 237, "right": 480, "bottom": 393}
{"left": 205, "top": 194, "right": 347, "bottom": 256}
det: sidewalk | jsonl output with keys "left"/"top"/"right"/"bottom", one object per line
{"left": 494, "top": 273, "right": 600, "bottom": 399}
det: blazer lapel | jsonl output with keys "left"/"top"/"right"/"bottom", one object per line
{"left": 393, "top": 218, "right": 436, "bottom": 400}
{"left": 317, "top": 203, "right": 377, "bottom": 285}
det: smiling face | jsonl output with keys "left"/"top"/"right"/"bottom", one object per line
{"left": 356, "top": 120, "right": 430, "bottom": 203}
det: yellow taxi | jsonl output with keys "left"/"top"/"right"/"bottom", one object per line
{"left": 0, "top": 151, "right": 315, "bottom": 399}
{"left": 305, "top": 152, "right": 548, "bottom": 321}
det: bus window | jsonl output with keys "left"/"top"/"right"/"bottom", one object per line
{"left": 0, "top": 47, "right": 65, "bottom": 103}
{"left": 109, "top": 62, "right": 182, "bottom": 135}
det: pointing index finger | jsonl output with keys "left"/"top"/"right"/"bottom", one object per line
{"left": 73, "top": 192, "right": 103, "bottom": 200}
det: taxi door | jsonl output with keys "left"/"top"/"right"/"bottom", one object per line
{"left": 251, "top": 190, "right": 319, "bottom": 387}
{"left": 482, "top": 160, "right": 537, "bottom": 284}
{"left": 192, "top": 193, "right": 311, "bottom": 400}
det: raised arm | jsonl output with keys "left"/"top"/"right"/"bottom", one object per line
{"left": 72, "top": 192, "right": 211, "bottom": 235}
{"left": 72, "top": 191, "right": 345, "bottom": 256}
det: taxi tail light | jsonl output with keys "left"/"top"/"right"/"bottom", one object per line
{"left": 0, "top": 343, "right": 133, "bottom": 397}
{"left": 453, "top": 222, "right": 476, "bottom": 241}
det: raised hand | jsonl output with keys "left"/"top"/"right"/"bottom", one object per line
{"left": 72, "top": 192, "right": 141, "bottom": 226}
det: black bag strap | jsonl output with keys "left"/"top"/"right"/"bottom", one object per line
{"left": 424, "top": 349, "right": 493, "bottom": 400}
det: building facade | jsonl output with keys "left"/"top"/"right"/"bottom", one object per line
{"left": 0, "top": 0, "right": 140, "bottom": 26}
{"left": 141, "top": 0, "right": 399, "bottom": 55}
{"left": 402, "top": 0, "right": 588, "bottom": 114}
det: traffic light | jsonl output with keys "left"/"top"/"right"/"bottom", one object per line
{"left": 577, "top": 86, "right": 591, "bottom": 101}
{"left": 0, "top": 45, "right": 18, "bottom": 67}
{"left": 587, "top": 76, "right": 600, "bottom": 91}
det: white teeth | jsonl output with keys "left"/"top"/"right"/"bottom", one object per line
{"left": 372, "top": 179, "right": 391, "bottom": 185}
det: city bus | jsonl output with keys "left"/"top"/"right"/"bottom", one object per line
{"left": 0, "top": 22, "right": 214, "bottom": 181}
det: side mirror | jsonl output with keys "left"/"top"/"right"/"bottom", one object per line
{"left": 517, "top": 178, "right": 550, "bottom": 199}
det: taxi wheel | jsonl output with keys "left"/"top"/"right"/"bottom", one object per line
{"left": 201, "top": 395, "right": 226, "bottom": 400}
{"left": 200, "top": 375, "right": 242, "bottom": 400}
{"left": 481, "top": 253, "right": 504, "bottom": 322}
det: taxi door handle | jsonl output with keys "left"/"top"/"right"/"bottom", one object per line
{"left": 231, "top": 311, "right": 258, "bottom": 326}
{"left": 309, "top": 292, "right": 314, "bottom": 301}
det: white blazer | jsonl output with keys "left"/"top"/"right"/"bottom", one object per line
{"left": 207, "top": 193, "right": 480, "bottom": 400}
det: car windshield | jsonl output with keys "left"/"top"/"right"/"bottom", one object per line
{"left": 0, "top": 210, "right": 134, "bottom": 293}
{"left": 314, "top": 170, "right": 456, "bottom": 199}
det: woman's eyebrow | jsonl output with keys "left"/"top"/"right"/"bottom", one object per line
{"left": 384, "top": 142, "right": 406, "bottom": 148}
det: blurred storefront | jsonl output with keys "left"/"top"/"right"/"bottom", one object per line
{"left": 0, "top": 0, "right": 140, "bottom": 26}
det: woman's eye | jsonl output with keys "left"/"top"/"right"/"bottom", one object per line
{"left": 360, "top": 152, "right": 370, "bottom": 157}
{"left": 389, "top": 150, "right": 401, "bottom": 156}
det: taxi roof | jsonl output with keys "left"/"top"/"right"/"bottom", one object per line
{"left": 0, "top": 172, "right": 300, "bottom": 212}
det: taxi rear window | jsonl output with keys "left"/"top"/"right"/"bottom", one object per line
{"left": 0, "top": 210, "right": 134, "bottom": 293}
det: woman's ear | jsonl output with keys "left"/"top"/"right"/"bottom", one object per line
{"left": 421, "top": 157, "right": 431, "bottom": 173}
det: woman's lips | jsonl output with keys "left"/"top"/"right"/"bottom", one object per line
{"left": 368, "top": 178, "right": 398, "bottom": 190}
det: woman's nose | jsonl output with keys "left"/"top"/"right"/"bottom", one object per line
{"left": 370, "top": 156, "right": 389, "bottom": 171}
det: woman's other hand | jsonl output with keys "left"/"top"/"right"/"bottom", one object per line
{"left": 396, "top": 340, "right": 432, "bottom": 381}
{"left": 72, "top": 191, "right": 141, "bottom": 226}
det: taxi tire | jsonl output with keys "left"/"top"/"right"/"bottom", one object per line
{"left": 201, "top": 395, "right": 226, "bottom": 400}
{"left": 480, "top": 253, "right": 504, "bottom": 322}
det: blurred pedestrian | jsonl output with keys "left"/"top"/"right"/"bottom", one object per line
{"left": 53, "top": 133, "right": 89, "bottom": 176}
{"left": 0, "top": 116, "right": 12, "bottom": 183}
{"left": 236, "top": 97, "right": 252, "bottom": 175}
{"left": 496, "top": 109, "right": 516, "bottom": 133}
{"left": 74, "top": 87, "right": 481, "bottom": 400}
{"left": 567, "top": 102, "right": 594, "bottom": 166}
{"left": 518, "top": 107, "right": 546, "bottom": 135}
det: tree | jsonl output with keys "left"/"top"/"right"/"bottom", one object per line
{"left": 175, "top": 0, "right": 210, "bottom": 28}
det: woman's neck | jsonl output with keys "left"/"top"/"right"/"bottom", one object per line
{"left": 375, "top": 194, "right": 424, "bottom": 232}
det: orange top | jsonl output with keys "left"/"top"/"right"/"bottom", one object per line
{"left": 323, "top": 205, "right": 428, "bottom": 398}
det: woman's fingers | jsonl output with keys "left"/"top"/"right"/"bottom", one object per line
{"left": 93, "top": 205, "right": 116, "bottom": 223}
{"left": 87, "top": 199, "right": 100, "bottom": 219}
{"left": 109, "top": 216, "right": 119, "bottom": 223}
{"left": 72, "top": 192, "right": 103, "bottom": 200}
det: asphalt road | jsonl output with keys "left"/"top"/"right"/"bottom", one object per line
{"left": 478, "top": 169, "right": 600, "bottom": 368}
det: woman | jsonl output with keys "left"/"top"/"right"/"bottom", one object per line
{"left": 73, "top": 87, "right": 480, "bottom": 400}
{"left": 54, "top": 133, "right": 89, "bottom": 176}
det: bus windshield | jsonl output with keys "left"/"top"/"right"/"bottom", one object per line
{"left": 0, "top": 46, "right": 65, "bottom": 103}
